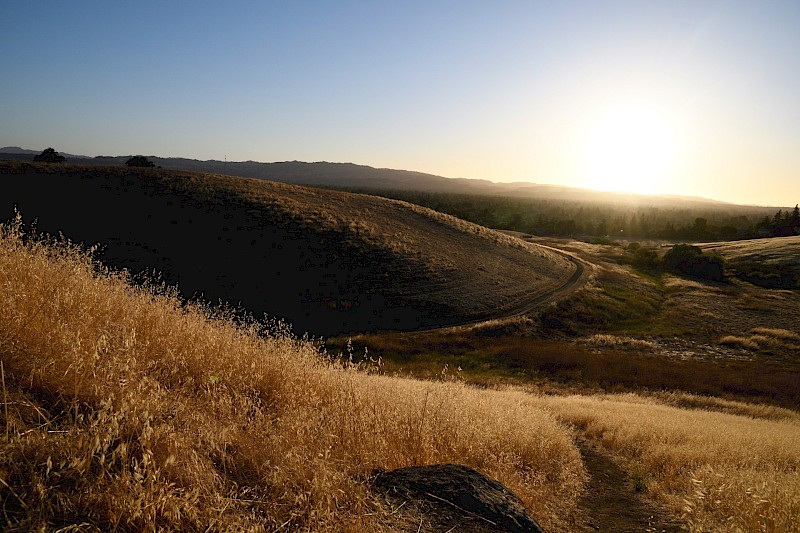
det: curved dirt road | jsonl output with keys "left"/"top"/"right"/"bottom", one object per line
{"left": 413, "top": 240, "right": 591, "bottom": 333}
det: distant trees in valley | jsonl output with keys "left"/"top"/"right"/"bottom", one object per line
{"left": 33, "top": 147, "right": 65, "bottom": 163}
{"left": 341, "top": 188, "right": 800, "bottom": 243}
{"left": 762, "top": 205, "right": 800, "bottom": 237}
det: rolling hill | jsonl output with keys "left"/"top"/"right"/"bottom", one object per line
{"left": 700, "top": 235, "right": 800, "bottom": 289}
{"left": 0, "top": 160, "right": 577, "bottom": 336}
{"left": 0, "top": 146, "right": 744, "bottom": 207}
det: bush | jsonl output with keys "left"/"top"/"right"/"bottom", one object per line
{"left": 632, "top": 247, "right": 658, "bottom": 268}
{"left": 663, "top": 244, "right": 726, "bottom": 282}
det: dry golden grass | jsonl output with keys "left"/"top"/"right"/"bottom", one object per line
{"left": 582, "top": 334, "right": 658, "bottom": 349}
{"left": 2, "top": 213, "right": 799, "bottom": 532}
{"left": 0, "top": 216, "right": 584, "bottom": 531}
{"left": 720, "top": 327, "right": 800, "bottom": 352}
{"left": 533, "top": 393, "right": 800, "bottom": 533}
{"left": 700, "top": 235, "right": 800, "bottom": 264}
{"left": 701, "top": 236, "right": 800, "bottom": 289}
{"left": 651, "top": 391, "right": 800, "bottom": 422}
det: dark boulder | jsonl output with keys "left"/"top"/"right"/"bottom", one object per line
{"left": 373, "top": 464, "right": 543, "bottom": 533}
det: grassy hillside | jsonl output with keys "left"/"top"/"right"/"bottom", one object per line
{"left": 0, "top": 218, "right": 584, "bottom": 531}
{"left": 0, "top": 160, "right": 574, "bottom": 336}
{"left": 701, "top": 235, "right": 800, "bottom": 289}
{"left": 1, "top": 213, "right": 798, "bottom": 532}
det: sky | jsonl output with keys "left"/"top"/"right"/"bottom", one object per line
{"left": 2, "top": 1, "right": 799, "bottom": 206}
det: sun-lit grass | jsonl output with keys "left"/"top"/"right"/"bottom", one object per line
{"left": 2, "top": 213, "right": 799, "bottom": 531}
{"left": 533, "top": 393, "right": 800, "bottom": 533}
{"left": 582, "top": 334, "right": 658, "bottom": 349}
{"left": 720, "top": 327, "right": 800, "bottom": 353}
{"left": 701, "top": 236, "right": 800, "bottom": 289}
{"left": 0, "top": 216, "right": 584, "bottom": 531}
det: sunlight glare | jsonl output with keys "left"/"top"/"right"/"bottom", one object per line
{"left": 581, "top": 106, "right": 678, "bottom": 195}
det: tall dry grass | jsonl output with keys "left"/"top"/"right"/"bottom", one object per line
{"left": 534, "top": 393, "right": 800, "bottom": 532}
{"left": 720, "top": 327, "right": 800, "bottom": 352}
{"left": 0, "top": 216, "right": 584, "bottom": 531}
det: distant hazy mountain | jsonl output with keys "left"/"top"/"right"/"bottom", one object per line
{"left": 0, "top": 147, "right": 41, "bottom": 155}
{"left": 0, "top": 146, "right": 731, "bottom": 207}
{"left": 0, "top": 146, "right": 92, "bottom": 159}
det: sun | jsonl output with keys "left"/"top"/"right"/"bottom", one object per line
{"left": 581, "top": 106, "right": 678, "bottom": 195}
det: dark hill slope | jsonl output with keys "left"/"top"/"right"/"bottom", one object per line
{"left": 0, "top": 161, "right": 575, "bottom": 336}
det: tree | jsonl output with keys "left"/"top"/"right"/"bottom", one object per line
{"left": 33, "top": 147, "right": 66, "bottom": 163}
{"left": 663, "top": 244, "right": 726, "bottom": 282}
{"left": 791, "top": 204, "right": 800, "bottom": 234}
{"left": 772, "top": 208, "right": 793, "bottom": 237}
{"left": 691, "top": 217, "right": 709, "bottom": 239}
{"left": 125, "top": 155, "right": 155, "bottom": 168}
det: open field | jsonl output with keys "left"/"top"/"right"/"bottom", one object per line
{"left": 2, "top": 201, "right": 800, "bottom": 531}
{"left": 0, "top": 160, "right": 576, "bottom": 336}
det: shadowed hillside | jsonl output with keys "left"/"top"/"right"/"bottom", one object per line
{"left": 0, "top": 160, "right": 575, "bottom": 336}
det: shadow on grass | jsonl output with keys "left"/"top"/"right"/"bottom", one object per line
{"left": 328, "top": 333, "right": 800, "bottom": 411}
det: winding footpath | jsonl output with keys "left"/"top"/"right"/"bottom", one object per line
{"left": 576, "top": 440, "right": 683, "bottom": 533}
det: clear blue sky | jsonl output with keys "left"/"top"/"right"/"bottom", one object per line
{"left": 2, "top": 1, "right": 799, "bottom": 206}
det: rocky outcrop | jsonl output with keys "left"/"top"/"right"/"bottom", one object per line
{"left": 373, "top": 464, "right": 544, "bottom": 533}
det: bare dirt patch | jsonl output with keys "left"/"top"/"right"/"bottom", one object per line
{"left": 576, "top": 440, "right": 683, "bottom": 533}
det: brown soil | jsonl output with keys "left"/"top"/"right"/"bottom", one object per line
{"left": 576, "top": 440, "right": 684, "bottom": 533}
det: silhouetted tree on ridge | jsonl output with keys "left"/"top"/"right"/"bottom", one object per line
{"left": 33, "top": 147, "right": 66, "bottom": 163}
{"left": 125, "top": 155, "right": 155, "bottom": 168}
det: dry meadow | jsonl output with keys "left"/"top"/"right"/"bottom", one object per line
{"left": 2, "top": 205, "right": 799, "bottom": 531}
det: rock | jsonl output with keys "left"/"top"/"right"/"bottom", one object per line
{"left": 373, "top": 464, "right": 544, "bottom": 533}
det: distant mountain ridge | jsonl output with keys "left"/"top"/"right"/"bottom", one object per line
{"left": 0, "top": 146, "right": 731, "bottom": 207}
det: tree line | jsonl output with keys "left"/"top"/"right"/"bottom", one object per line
{"left": 340, "top": 188, "right": 799, "bottom": 242}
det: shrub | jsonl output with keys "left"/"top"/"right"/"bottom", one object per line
{"left": 125, "top": 155, "right": 155, "bottom": 167}
{"left": 663, "top": 244, "right": 726, "bottom": 282}
{"left": 632, "top": 247, "right": 658, "bottom": 268}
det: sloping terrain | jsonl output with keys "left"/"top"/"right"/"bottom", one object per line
{"left": 3, "top": 225, "right": 799, "bottom": 532}
{"left": 701, "top": 235, "right": 800, "bottom": 289}
{"left": 0, "top": 160, "right": 575, "bottom": 336}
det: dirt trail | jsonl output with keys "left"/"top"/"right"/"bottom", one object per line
{"left": 408, "top": 248, "right": 591, "bottom": 336}
{"left": 576, "top": 440, "right": 683, "bottom": 533}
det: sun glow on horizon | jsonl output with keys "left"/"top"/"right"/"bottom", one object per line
{"left": 580, "top": 106, "right": 679, "bottom": 196}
